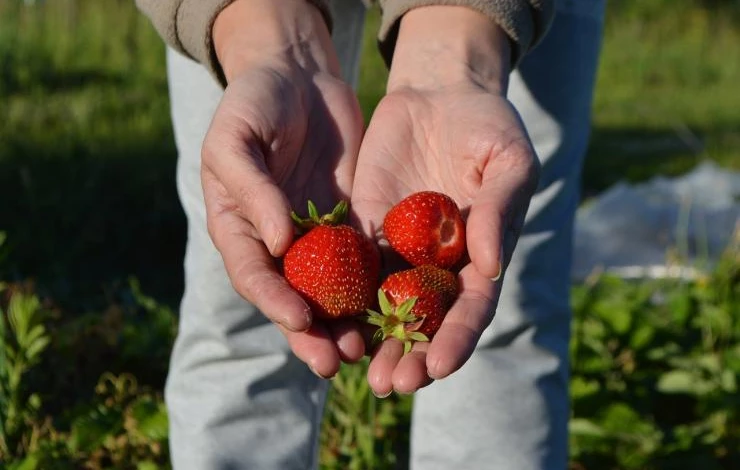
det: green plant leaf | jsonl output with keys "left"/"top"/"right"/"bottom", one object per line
{"left": 669, "top": 288, "right": 694, "bottom": 326}
{"left": 69, "top": 408, "right": 123, "bottom": 453}
{"left": 130, "top": 398, "right": 169, "bottom": 441}
{"left": 27, "top": 393, "right": 41, "bottom": 410}
{"left": 308, "top": 200, "right": 319, "bottom": 221}
{"left": 629, "top": 323, "right": 655, "bottom": 351}
{"left": 570, "top": 376, "right": 600, "bottom": 400}
{"left": 602, "top": 306, "right": 632, "bottom": 335}
{"left": 657, "top": 370, "right": 708, "bottom": 395}
{"left": 7, "top": 453, "right": 39, "bottom": 470}
{"left": 569, "top": 418, "right": 606, "bottom": 437}
{"left": 721, "top": 369, "right": 737, "bottom": 393}
{"left": 395, "top": 298, "right": 417, "bottom": 322}
{"left": 365, "top": 311, "right": 386, "bottom": 328}
{"left": 407, "top": 332, "right": 429, "bottom": 343}
{"left": 24, "top": 335, "right": 50, "bottom": 362}
{"left": 137, "top": 462, "right": 159, "bottom": 470}
{"left": 378, "top": 289, "right": 392, "bottom": 316}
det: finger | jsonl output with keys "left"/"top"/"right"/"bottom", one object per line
{"left": 367, "top": 339, "right": 404, "bottom": 398}
{"left": 311, "top": 76, "right": 365, "bottom": 199}
{"left": 327, "top": 319, "right": 367, "bottom": 363}
{"left": 392, "top": 342, "right": 434, "bottom": 394}
{"left": 204, "top": 178, "right": 311, "bottom": 332}
{"left": 356, "top": 321, "right": 382, "bottom": 356}
{"left": 277, "top": 323, "right": 341, "bottom": 379}
{"left": 426, "top": 264, "right": 500, "bottom": 380}
{"left": 466, "top": 141, "right": 539, "bottom": 279}
{"left": 202, "top": 127, "right": 294, "bottom": 257}
{"left": 347, "top": 196, "right": 390, "bottom": 242}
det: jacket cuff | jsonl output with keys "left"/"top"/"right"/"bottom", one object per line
{"left": 376, "top": 0, "right": 554, "bottom": 69}
{"left": 136, "top": 0, "right": 333, "bottom": 87}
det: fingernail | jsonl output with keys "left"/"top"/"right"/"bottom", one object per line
{"left": 427, "top": 357, "right": 446, "bottom": 381}
{"left": 265, "top": 219, "right": 282, "bottom": 256}
{"left": 283, "top": 303, "right": 312, "bottom": 332}
{"left": 491, "top": 245, "right": 505, "bottom": 282}
{"left": 372, "top": 389, "right": 393, "bottom": 399}
{"left": 309, "top": 364, "right": 335, "bottom": 380}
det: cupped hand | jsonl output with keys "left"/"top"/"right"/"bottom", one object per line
{"left": 353, "top": 82, "right": 540, "bottom": 396}
{"left": 202, "top": 0, "right": 366, "bottom": 378}
{"left": 351, "top": 7, "right": 541, "bottom": 395}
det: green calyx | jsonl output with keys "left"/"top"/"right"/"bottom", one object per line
{"left": 366, "top": 289, "right": 430, "bottom": 355}
{"left": 291, "top": 200, "right": 349, "bottom": 233}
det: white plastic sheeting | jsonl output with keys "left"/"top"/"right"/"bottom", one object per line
{"left": 572, "top": 161, "right": 740, "bottom": 281}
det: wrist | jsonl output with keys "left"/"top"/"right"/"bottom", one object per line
{"left": 387, "top": 6, "right": 511, "bottom": 94}
{"left": 213, "top": 0, "right": 338, "bottom": 82}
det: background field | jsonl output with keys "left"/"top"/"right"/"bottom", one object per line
{"left": 0, "top": 1, "right": 738, "bottom": 469}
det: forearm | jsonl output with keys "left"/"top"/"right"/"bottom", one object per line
{"left": 387, "top": 6, "right": 511, "bottom": 95}
{"left": 213, "top": 0, "right": 338, "bottom": 82}
{"left": 135, "top": 0, "right": 334, "bottom": 85}
{"left": 378, "top": 0, "right": 554, "bottom": 69}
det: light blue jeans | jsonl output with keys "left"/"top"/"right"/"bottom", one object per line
{"left": 165, "top": 1, "right": 605, "bottom": 468}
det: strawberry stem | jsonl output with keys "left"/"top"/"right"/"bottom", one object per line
{"left": 365, "top": 289, "right": 429, "bottom": 354}
{"left": 291, "top": 200, "right": 349, "bottom": 233}
{"left": 321, "top": 200, "right": 348, "bottom": 225}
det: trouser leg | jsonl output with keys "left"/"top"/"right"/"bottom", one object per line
{"left": 164, "top": 2, "right": 366, "bottom": 468}
{"left": 410, "top": 3, "right": 606, "bottom": 469}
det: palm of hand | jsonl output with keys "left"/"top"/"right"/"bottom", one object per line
{"left": 352, "top": 85, "right": 540, "bottom": 395}
{"left": 204, "top": 66, "right": 363, "bottom": 218}
{"left": 201, "top": 65, "right": 368, "bottom": 378}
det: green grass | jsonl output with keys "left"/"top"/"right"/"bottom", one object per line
{"left": 0, "top": 0, "right": 738, "bottom": 469}
{"left": 584, "top": 2, "right": 740, "bottom": 195}
{"left": 0, "top": 0, "right": 181, "bottom": 308}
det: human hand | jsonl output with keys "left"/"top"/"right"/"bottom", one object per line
{"left": 203, "top": 0, "right": 366, "bottom": 378}
{"left": 351, "top": 6, "right": 541, "bottom": 396}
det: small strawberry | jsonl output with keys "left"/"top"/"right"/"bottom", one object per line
{"left": 383, "top": 191, "right": 466, "bottom": 269}
{"left": 283, "top": 200, "right": 380, "bottom": 320}
{"left": 366, "top": 265, "right": 459, "bottom": 353}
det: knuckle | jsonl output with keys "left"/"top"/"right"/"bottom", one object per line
{"left": 234, "top": 266, "right": 272, "bottom": 302}
{"left": 200, "top": 134, "right": 219, "bottom": 166}
{"left": 499, "top": 137, "right": 536, "bottom": 169}
{"left": 498, "top": 138, "right": 541, "bottom": 192}
{"left": 236, "top": 179, "right": 270, "bottom": 220}
{"left": 206, "top": 215, "right": 223, "bottom": 249}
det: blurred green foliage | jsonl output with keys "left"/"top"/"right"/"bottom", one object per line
{"left": 569, "top": 234, "right": 740, "bottom": 469}
{"left": 0, "top": 278, "right": 175, "bottom": 468}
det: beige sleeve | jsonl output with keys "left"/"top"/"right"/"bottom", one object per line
{"left": 134, "top": 0, "right": 333, "bottom": 85}
{"left": 377, "top": 0, "right": 555, "bottom": 67}
{"left": 135, "top": 0, "right": 552, "bottom": 84}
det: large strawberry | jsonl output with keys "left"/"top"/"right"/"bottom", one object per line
{"left": 383, "top": 191, "right": 466, "bottom": 269}
{"left": 283, "top": 200, "right": 380, "bottom": 319}
{"left": 366, "top": 265, "right": 459, "bottom": 353}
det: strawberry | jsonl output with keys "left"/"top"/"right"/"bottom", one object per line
{"left": 383, "top": 191, "right": 466, "bottom": 269}
{"left": 366, "top": 265, "right": 459, "bottom": 353}
{"left": 283, "top": 200, "right": 380, "bottom": 320}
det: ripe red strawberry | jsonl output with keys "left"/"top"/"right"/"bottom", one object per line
{"left": 383, "top": 191, "right": 466, "bottom": 269}
{"left": 366, "top": 265, "right": 459, "bottom": 353}
{"left": 283, "top": 200, "right": 380, "bottom": 320}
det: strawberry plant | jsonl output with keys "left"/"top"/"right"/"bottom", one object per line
{"left": 569, "top": 233, "right": 740, "bottom": 469}
{"left": 0, "top": 276, "right": 174, "bottom": 469}
{"left": 0, "top": 283, "right": 52, "bottom": 463}
{"left": 320, "top": 359, "right": 412, "bottom": 470}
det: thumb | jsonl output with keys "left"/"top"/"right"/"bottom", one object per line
{"left": 201, "top": 131, "right": 295, "bottom": 257}
{"left": 466, "top": 144, "right": 539, "bottom": 279}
